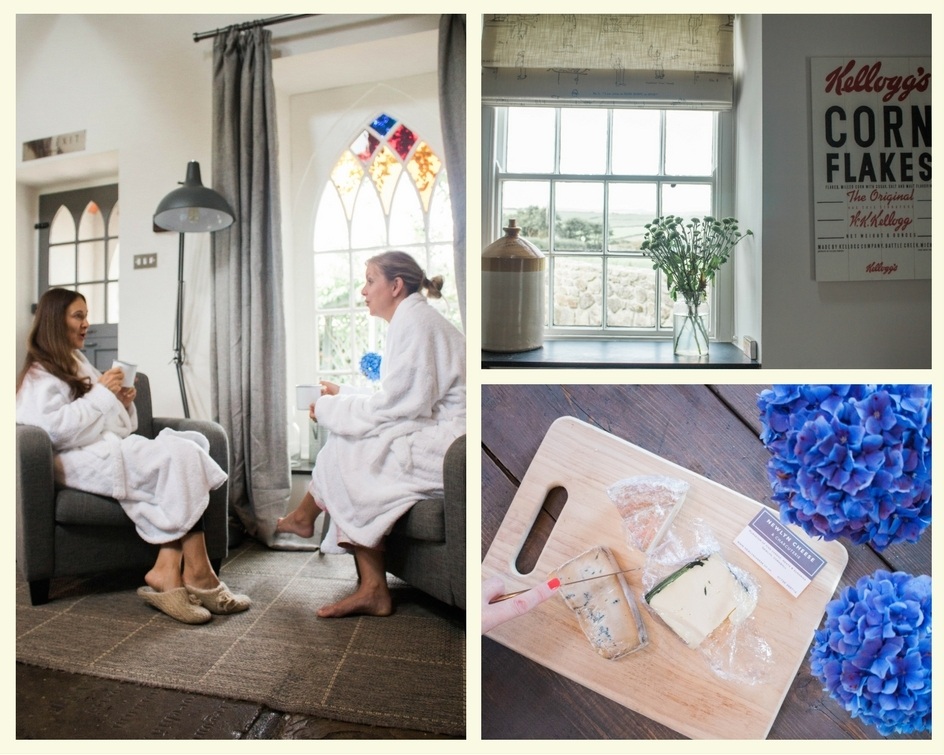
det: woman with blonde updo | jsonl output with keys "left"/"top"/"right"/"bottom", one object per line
{"left": 277, "top": 251, "right": 466, "bottom": 618}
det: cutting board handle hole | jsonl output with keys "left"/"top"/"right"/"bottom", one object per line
{"left": 515, "top": 485, "right": 569, "bottom": 575}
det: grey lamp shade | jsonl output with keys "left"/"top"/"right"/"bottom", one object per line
{"left": 154, "top": 161, "right": 235, "bottom": 233}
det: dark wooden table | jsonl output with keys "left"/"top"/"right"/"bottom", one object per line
{"left": 481, "top": 384, "right": 931, "bottom": 740}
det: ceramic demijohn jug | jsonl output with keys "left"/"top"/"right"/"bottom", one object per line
{"left": 482, "top": 219, "right": 546, "bottom": 352}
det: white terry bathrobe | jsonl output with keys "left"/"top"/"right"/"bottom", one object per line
{"left": 309, "top": 292, "right": 466, "bottom": 552}
{"left": 16, "top": 352, "right": 227, "bottom": 544}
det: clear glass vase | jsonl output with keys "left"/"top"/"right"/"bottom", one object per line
{"left": 672, "top": 297, "right": 709, "bottom": 357}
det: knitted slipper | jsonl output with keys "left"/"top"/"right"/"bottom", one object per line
{"left": 185, "top": 582, "right": 251, "bottom": 615}
{"left": 137, "top": 586, "right": 212, "bottom": 624}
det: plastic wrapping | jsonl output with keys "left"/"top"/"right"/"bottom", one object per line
{"left": 642, "top": 519, "right": 773, "bottom": 685}
{"left": 606, "top": 475, "right": 689, "bottom": 554}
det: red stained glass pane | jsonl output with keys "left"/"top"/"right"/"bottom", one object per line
{"left": 389, "top": 124, "right": 417, "bottom": 160}
{"left": 351, "top": 130, "right": 380, "bottom": 162}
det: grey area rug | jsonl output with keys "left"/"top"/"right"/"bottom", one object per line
{"left": 15, "top": 539, "right": 466, "bottom": 737}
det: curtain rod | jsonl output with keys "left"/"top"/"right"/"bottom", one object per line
{"left": 193, "top": 14, "right": 317, "bottom": 43}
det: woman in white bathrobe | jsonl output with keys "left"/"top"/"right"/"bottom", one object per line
{"left": 276, "top": 251, "right": 466, "bottom": 618}
{"left": 16, "top": 288, "right": 251, "bottom": 624}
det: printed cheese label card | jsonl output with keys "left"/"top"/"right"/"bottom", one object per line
{"left": 734, "top": 509, "right": 827, "bottom": 597}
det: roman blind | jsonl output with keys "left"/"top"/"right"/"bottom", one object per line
{"left": 482, "top": 14, "right": 735, "bottom": 109}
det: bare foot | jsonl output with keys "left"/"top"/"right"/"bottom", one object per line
{"left": 275, "top": 508, "right": 316, "bottom": 538}
{"left": 144, "top": 567, "right": 183, "bottom": 593}
{"left": 317, "top": 584, "right": 393, "bottom": 618}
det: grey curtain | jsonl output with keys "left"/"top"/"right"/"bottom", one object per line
{"left": 210, "top": 27, "right": 290, "bottom": 546}
{"left": 438, "top": 14, "right": 466, "bottom": 329}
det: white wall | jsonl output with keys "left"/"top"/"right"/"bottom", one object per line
{"left": 733, "top": 14, "right": 764, "bottom": 362}
{"left": 758, "top": 14, "right": 931, "bottom": 368}
{"left": 15, "top": 13, "right": 439, "bottom": 416}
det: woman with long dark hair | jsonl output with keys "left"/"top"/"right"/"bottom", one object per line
{"left": 16, "top": 288, "right": 250, "bottom": 624}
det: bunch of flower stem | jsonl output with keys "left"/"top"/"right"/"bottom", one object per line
{"left": 641, "top": 216, "right": 752, "bottom": 307}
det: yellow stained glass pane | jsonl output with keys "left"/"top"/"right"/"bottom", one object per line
{"left": 368, "top": 146, "right": 401, "bottom": 214}
{"left": 78, "top": 201, "right": 105, "bottom": 240}
{"left": 407, "top": 142, "right": 441, "bottom": 211}
{"left": 49, "top": 205, "right": 76, "bottom": 244}
{"left": 330, "top": 151, "right": 364, "bottom": 219}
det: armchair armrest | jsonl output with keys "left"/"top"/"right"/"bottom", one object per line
{"left": 16, "top": 425, "right": 57, "bottom": 581}
{"left": 442, "top": 434, "right": 466, "bottom": 609}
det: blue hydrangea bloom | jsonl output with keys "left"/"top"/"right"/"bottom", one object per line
{"left": 810, "top": 570, "right": 931, "bottom": 735}
{"left": 757, "top": 385, "right": 931, "bottom": 550}
{"left": 359, "top": 351, "right": 382, "bottom": 382}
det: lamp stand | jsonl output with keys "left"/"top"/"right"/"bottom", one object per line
{"left": 172, "top": 232, "right": 190, "bottom": 418}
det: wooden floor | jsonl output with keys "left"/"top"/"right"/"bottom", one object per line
{"left": 481, "top": 384, "right": 931, "bottom": 740}
{"left": 16, "top": 662, "right": 456, "bottom": 740}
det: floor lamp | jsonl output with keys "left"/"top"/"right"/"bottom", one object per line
{"left": 153, "top": 161, "right": 234, "bottom": 418}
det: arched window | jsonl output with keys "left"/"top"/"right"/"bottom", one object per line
{"left": 312, "top": 112, "right": 458, "bottom": 384}
{"left": 38, "top": 184, "right": 120, "bottom": 369}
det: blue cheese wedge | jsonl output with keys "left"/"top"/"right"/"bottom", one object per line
{"left": 552, "top": 546, "right": 649, "bottom": 660}
{"left": 644, "top": 554, "right": 744, "bottom": 649}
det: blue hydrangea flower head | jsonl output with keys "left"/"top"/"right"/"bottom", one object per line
{"left": 810, "top": 570, "right": 931, "bottom": 735}
{"left": 359, "top": 351, "right": 382, "bottom": 382}
{"left": 757, "top": 385, "right": 931, "bottom": 550}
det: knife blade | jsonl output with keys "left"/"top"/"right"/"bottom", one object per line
{"left": 488, "top": 567, "right": 641, "bottom": 604}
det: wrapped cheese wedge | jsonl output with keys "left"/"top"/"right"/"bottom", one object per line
{"left": 644, "top": 554, "right": 749, "bottom": 649}
{"left": 551, "top": 545, "right": 649, "bottom": 660}
{"left": 607, "top": 475, "right": 689, "bottom": 553}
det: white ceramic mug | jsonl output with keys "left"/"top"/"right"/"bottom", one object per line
{"left": 295, "top": 383, "right": 323, "bottom": 411}
{"left": 112, "top": 359, "right": 137, "bottom": 388}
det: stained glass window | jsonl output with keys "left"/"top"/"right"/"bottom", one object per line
{"left": 313, "top": 113, "right": 458, "bottom": 384}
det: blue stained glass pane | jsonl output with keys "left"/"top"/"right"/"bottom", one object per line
{"left": 370, "top": 113, "right": 396, "bottom": 136}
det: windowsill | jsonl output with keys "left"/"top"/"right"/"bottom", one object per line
{"left": 482, "top": 338, "right": 760, "bottom": 368}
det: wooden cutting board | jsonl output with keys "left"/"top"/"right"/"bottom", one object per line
{"left": 482, "top": 416, "right": 848, "bottom": 739}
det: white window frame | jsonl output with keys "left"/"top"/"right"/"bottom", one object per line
{"left": 482, "top": 105, "right": 736, "bottom": 343}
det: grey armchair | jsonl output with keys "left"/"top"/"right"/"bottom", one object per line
{"left": 16, "top": 373, "right": 230, "bottom": 606}
{"left": 384, "top": 434, "right": 466, "bottom": 610}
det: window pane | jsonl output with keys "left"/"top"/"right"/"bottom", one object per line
{"left": 661, "top": 183, "right": 712, "bottom": 218}
{"left": 78, "top": 201, "right": 105, "bottom": 240}
{"left": 553, "top": 256, "right": 603, "bottom": 327}
{"left": 607, "top": 257, "right": 657, "bottom": 328}
{"left": 427, "top": 175, "right": 452, "bottom": 243}
{"left": 500, "top": 180, "right": 549, "bottom": 250}
{"left": 77, "top": 239, "right": 105, "bottom": 282}
{"left": 77, "top": 283, "right": 105, "bottom": 323}
{"left": 555, "top": 182, "right": 603, "bottom": 252}
{"left": 49, "top": 206, "right": 75, "bottom": 244}
{"left": 314, "top": 252, "right": 354, "bottom": 309}
{"left": 389, "top": 174, "right": 425, "bottom": 246}
{"left": 107, "top": 281, "right": 119, "bottom": 324}
{"left": 48, "top": 245, "right": 75, "bottom": 285}
{"left": 314, "top": 183, "right": 349, "bottom": 252}
{"left": 108, "top": 201, "right": 120, "bottom": 236}
{"left": 665, "top": 111, "right": 713, "bottom": 176}
{"left": 608, "top": 183, "right": 657, "bottom": 251}
{"left": 107, "top": 239, "right": 120, "bottom": 279}
{"left": 506, "top": 107, "right": 555, "bottom": 173}
{"left": 318, "top": 313, "right": 353, "bottom": 373}
{"left": 612, "top": 110, "right": 660, "bottom": 175}
{"left": 560, "top": 108, "right": 607, "bottom": 174}
{"left": 350, "top": 177, "right": 386, "bottom": 249}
